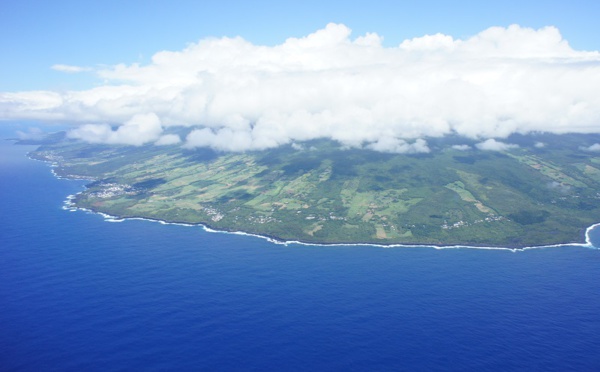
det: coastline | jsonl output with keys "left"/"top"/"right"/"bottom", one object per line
{"left": 61, "top": 190, "right": 600, "bottom": 253}
{"left": 33, "top": 150, "right": 599, "bottom": 252}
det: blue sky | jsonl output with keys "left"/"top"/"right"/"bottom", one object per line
{"left": 2, "top": 0, "right": 599, "bottom": 91}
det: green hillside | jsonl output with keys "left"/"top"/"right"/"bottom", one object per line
{"left": 30, "top": 133, "right": 600, "bottom": 247}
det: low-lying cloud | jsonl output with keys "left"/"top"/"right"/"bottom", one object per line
{"left": 475, "top": 139, "right": 519, "bottom": 151}
{"left": 68, "top": 113, "right": 163, "bottom": 146}
{"left": 2, "top": 23, "right": 600, "bottom": 152}
{"left": 581, "top": 143, "right": 600, "bottom": 152}
{"left": 451, "top": 144, "right": 472, "bottom": 151}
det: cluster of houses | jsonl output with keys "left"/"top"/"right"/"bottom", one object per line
{"left": 89, "top": 183, "right": 137, "bottom": 199}
{"left": 441, "top": 215, "right": 507, "bottom": 230}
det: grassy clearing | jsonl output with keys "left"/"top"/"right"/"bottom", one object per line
{"left": 510, "top": 154, "right": 586, "bottom": 188}
{"left": 445, "top": 181, "right": 494, "bottom": 214}
{"left": 582, "top": 164, "right": 600, "bottom": 183}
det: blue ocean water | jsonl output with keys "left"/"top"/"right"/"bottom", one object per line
{"left": 1, "top": 138, "right": 600, "bottom": 371}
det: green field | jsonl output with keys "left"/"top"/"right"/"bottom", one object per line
{"left": 29, "top": 132, "right": 600, "bottom": 247}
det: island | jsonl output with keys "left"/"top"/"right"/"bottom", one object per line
{"left": 27, "top": 132, "right": 600, "bottom": 248}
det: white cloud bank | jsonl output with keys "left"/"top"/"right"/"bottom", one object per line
{"left": 2, "top": 23, "right": 600, "bottom": 151}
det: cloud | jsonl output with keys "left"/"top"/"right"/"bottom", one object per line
{"left": 155, "top": 134, "right": 181, "bottom": 146}
{"left": 475, "top": 139, "right": 519, "bottom": 151}
{"left": 534, "top": 142, "right": 546, "bottom": 148}
{"left": 184, "top": 128, "right": 255, "bottom": 152}
{"left": 67, "top": 113, "right": 163, "bottom": 146}
{"left": 581, "top": 143, "right": 600, "bottom": 152}
{"left": 547, "top": 181, "right": 571, "bottom": 194}
{"left": 3, "top": 23, "right": 600, "bottom": 152}
{"left": 51, "top": 64, "right": 92, "bottom": 73}
{"left": 451, "top": 144, "right": 471, "bottom": 151}
{"left": 367, "top": 138, "right": 430, "bottom": 154}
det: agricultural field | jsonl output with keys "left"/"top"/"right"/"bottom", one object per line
{"left": 29, "top": 133, "right": 600, "bottom": 247}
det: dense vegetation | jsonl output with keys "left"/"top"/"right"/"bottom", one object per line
{"left": 29, "top": 133, "right": 600, "bottom": 248}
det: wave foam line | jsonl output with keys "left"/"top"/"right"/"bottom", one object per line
{"left": 61, "top": 198, "right": 600, "bottom": 252}
{"left": 41, "top": 153, "right": 600, "bottom": 252}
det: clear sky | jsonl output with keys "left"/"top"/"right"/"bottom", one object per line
{"left": 2, "top": 0, "right": 600, "bottom": 91}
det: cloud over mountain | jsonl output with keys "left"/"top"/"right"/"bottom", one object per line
{"left": 2, "top": 23, "right": 600, "bottom": 151}
{"left": 475, "top": 139, "right": 519, "bottom": 151}
{"left": 68, "top": 113, "right": 163, "bottom": 146}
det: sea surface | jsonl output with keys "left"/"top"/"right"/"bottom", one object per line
{"left": 1, "top": 135, "right": 600, "bottom": 371}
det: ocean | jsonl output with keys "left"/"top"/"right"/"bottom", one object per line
{"left": 1, "top": 136, "right": 600, "bottom": 371}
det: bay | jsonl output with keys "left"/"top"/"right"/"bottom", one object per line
{"left": 1, "top": 137, "right": 600, "bottom": 371}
